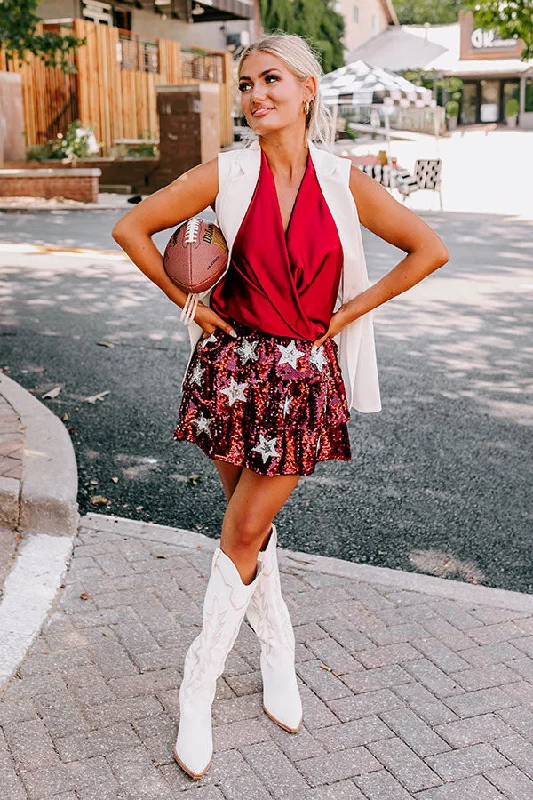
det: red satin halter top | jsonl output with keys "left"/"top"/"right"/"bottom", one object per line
{"left": 210, "top": 145, "right": 344, "bottom": 341}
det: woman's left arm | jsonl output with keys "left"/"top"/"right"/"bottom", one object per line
{"left": 314, "top": 164, "right": 449, "bottom": 347}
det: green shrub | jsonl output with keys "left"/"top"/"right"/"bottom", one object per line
{"left": 446, "top": 99, "right": 459, "bottom": 118}
{"left": 61, "top": 120, "right": 99, "bottom": 160}
{"left": 25, "top": 120, "right": 100, "bottom": 163}
{"left": 26, "top": 144, "right": 49, "bottom": 161}
{"left": 25, "top": 139, "right": 66, "bottom": 161}
{"left": 126, "top": 143, "right": 158, "bottom": 158}
{"left": 505, "top": 98, "right": 519, "bottom": 118}
{"left": 124, "top": 130, "right": 158, "bottom": 158}
{"left": 343, "top": 120, "right": 359, "bottom": 141}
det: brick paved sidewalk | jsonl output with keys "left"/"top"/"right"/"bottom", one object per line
{"left": 0, "top": 391, "right": 24, "bottom": 583}
{"left": 2, "top": 514, "right": 533, "bottom": 800}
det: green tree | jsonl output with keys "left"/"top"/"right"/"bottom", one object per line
{"left": 464, "top": 0, "right": 533, "bottom": 60}
{"left": 393, "top": 0, "right": 464, "bottom": 24}
{"left": 259, "top": 0, "right": 345, "bottom": 73}
{"left": 0, "top": 0, "right": 85, "bottom": 72}
{"left": 259, "top": 0, "right": 295, "bottom": 31}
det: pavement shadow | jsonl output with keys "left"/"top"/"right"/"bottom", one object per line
{"left": 329, "top": 211, "right": 533, "bottom": 591}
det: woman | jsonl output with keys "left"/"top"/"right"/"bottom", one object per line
{"left": 112, "top": 33, "right": 449, "bottom": 780}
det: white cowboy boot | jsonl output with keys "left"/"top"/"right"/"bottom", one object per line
{"left": 173, "top": 545, "right": 262, "bottom": 778}
{"left": 245, "top": 524, "right": 303, "bottom": 733}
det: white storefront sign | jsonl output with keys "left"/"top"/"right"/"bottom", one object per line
{"left": 471, "top": 28, "right": 518, "bottom": 51}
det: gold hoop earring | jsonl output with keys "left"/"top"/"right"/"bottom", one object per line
{"left": 304, "top": 100, "right": 310, "bottom": 115}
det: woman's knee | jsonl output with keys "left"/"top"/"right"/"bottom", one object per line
{"left": 222, "top": 514, "right": 271, "bottom": 550}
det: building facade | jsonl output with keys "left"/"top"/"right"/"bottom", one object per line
{"left": 456, "top": 11, "right": 532, "bottom": 127}
{"left": 334, "top": 0, "right": 398, "bottom": 55}
{"left": 37, "top": 0, "right": 261, "bottom": 53}
{"left": 347, "top": 12, "right": 533, "bottom": 128}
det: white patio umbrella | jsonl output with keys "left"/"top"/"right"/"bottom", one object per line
{"left": 320, "top": 59, "right": 432, "bottom": 107}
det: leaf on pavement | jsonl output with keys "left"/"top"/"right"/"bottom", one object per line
{"left": 43, "top": 386, "right": 61, "bottom": 398}
{"left": 81, "top": 390, "right": 110, "bottom": 404}
{"left": 89, "top": 495, "right": 109, "bottom": 506}
{"left": 96, "top": 341, "right": 116, "bottom": 348}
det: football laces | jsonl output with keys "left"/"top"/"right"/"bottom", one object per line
{"left": 184, "top": 217, "right": 201, "bottom": 244}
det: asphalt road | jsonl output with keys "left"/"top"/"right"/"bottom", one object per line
{"left": 1, "top": 209, "right": 532, "bottom": 593}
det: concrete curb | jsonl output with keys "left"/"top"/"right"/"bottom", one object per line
{"left": 0, "top": 373, "right": 79, "bottom": 537}
{"left": 0, "top": 375, "right": 79, "bottom": 690}
{"left": 82, "top": 513, "right": 533, "bottom": 612}
{"left": 0, "top": 533, "right": 74, "bottom": 690}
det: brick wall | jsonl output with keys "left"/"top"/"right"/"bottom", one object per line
{"left": 4, "top": 160, "right": 158, "bottom": 195}
{"left": 0, "top": 169, "right": 101, "bottom": 202}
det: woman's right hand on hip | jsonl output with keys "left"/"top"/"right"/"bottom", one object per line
{"left": 194, "top": 303, "right": 237, "bottom": 339}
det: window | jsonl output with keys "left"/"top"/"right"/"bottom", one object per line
{"left": 526, "top": 78, "right": 533, "bottom": 113}
{"left": 353, "top": 5, "right": 359, "bottom": 23}
{"left": 371, "top": 14, "right": 378, "bottom": 35}
{"left": 114, "top": 9, "right": 131, "bottom": 31}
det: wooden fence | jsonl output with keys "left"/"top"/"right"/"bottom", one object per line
{"left": 0, "top": 20, "right": 234, "bottom": 154}
{"left": 0, "top": 27, "right": 79, "bottom": 148}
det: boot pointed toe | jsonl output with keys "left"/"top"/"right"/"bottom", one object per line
{"left": 262, "top": 657, "right": 303, "bottom": 731}
{"left": 263, "top": 703, "right": 303, "bottom": 733}
{"left": 174, "top": 702, "right": 213, "bottom": 778}
{"left": 173, "top": 740, "right": 212, "bottom": 779}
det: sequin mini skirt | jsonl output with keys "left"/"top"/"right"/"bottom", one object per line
{"left": 172, "top": 320, "right": 351, "bottom": 476}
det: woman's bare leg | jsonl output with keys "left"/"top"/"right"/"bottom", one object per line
{"left": 213, "top": 459, "right": 243, "bottom": 502}
{"left": 220, "top": 467, "right": 301, "bottom": 585}
{"left": 213, "top": 460, "right": 274, "bottom": 553}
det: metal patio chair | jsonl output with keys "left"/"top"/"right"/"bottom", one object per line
{"left": 402, "top": 158, "right": 443, "bottom": 210}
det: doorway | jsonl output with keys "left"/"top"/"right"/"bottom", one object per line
{"left": 480, "top": 80, "right": 499, "bottom": 123}
{"left": 460, "top": 79, "right": 521, "bottom": 124}
{"left": 460, "top": 83, "right": 477, "bottom": 125}
{"left": 502, "top": 80, "right": 520, "bottom": 122}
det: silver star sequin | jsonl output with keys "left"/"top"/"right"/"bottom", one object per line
{"left": 235, "top": 338, "right": 259, "bottom": 364}
{"left": 252, "top": 434, "right": 279, "bottom": 464}
{"left": 201, "top": 332, "right": 217, "bottom": 346}
{"left": 282, "top": 395, "right": 292, "bottom": 417}
{"left": 276, "top": 340, "right": 305, "bottom": 370}
{"left": 194, "top": 413, "right": 212, "bottom": 436}
{"left": 316, "top": 434, "right": 322, "bottom": 455}
{"left": 310, "top": 345, "right": 327, "bottom": 372}
{"left": 220, "top": 377, "right": 248, "bottom": 406}
{"left": 190, "top": 362, "right": 205, "bottom": 386}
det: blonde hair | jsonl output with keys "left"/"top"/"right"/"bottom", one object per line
{"left": 236, "top": 31, "right": 332, "bottom": 148}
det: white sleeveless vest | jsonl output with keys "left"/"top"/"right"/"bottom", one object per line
{"left": 182, "top": 137, "right": 381, "bottom": 414}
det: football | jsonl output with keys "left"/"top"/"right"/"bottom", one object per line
{"left": 163, "top": 217, "right": 228, "bottom": 295}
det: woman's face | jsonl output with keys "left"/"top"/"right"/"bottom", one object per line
{"left": 238, "top": 51, "right": 313, "bottom": 135}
